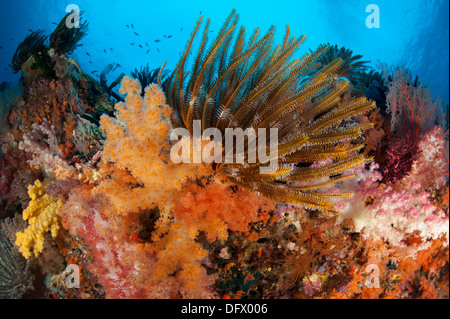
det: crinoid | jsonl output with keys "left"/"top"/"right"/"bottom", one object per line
{"left": 49, "top": 11, "right": 88, "bottom": 55}
{"left": 166, "top": 10, "right": 375, "bottom": 212}
{"left": 11, "top": 29, "right": 48, "bottom": 73}
{"left": 131, "top": 64, "right": 171, "bottom": 96}
{"left": 0, "top": 226, "right": 34, "bottom": 298}
{"left": 315, "top": 44, "right": 370, "bottom": 85}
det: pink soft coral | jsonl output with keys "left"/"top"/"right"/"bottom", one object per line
{"left": 340, "top": 163, "right": 449, "bottom": 249}
{"left": 402, "top": 126, "right": 449, "bottom": 190}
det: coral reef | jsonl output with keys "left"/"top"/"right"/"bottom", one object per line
{"left": 0, "top": 10, "right": 448, "bottom": 300}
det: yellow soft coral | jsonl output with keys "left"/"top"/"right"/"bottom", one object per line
{"left": 15, "top": 180, "right": 62, "bottom": 259}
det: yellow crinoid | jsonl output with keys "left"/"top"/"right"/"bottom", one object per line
{"left": 165, "top": 10, "right": 375, "bottom": 212}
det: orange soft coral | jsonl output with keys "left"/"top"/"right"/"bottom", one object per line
{"left": 63, "top": 77, "right": 276, "bottom": 298}
{"left": 174, "top": 176, "right": 275, "bottom": 241}
{"left": 95, "top": 76, "right": 211, "bottom": 215}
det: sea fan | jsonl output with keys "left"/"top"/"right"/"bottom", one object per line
{"left": 165, "top": 10, "right": 375, "bottom": 212}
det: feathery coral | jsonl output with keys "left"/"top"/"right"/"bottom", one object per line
{"left": 166, "top": 9, "right": 375, "bottom": 212}
{"left": 0, "top": 226, "right": 34, "bottom": 298}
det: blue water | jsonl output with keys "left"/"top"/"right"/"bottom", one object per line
{"left": 0, "top": 0, "right": 448, "bottom": 103}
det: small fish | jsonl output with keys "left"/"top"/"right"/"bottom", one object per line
{"left": 154, "top": 39, "right": 161, "bottom": 42}
{"left": 134, "top": 32, "right": 139, "bottom": 36}
{"left": 145, "top": 42, "right": 148, "bottom": 47}
{"left": 167, "top": 35, "right": 172, "bottom": 38}
{"left": 91, "top": 70, "right": 98, "bottom": 74}
{"left": 138, "top": 44, "right": 143, "bottom": 48}
{"left": 28, "top": 29, "right": 33, "bottom": 32}
{"left": 130, "top": 43, "right": 135, "bottom": 46}
{"left": 4, "top": 68, "right": 7, "bottom": 71}
{"left": 103, "top": 49, "right": 107, "bottom": 53}
{"left": 180, "top": 27, "right": 182, "bottom": 32}
{"left": 89, "top": 61, "right": 93, "bottom": 64}
{"left": 131, "top": 24, "right": 134, "bottom": 29}
{"left": 116, "top": 63, "right": 122, "bottom": 68}
{"left": 210, "top": 30, "right": 214, "bottom": 33}
{"left": 86, "top": 52, "right": 91, "bottom": 56}
{"left": 163, "top": 35, "right": 167, "bottom": 38}
{"left": 146, "top": 49, "right": 150, "bottom": 54}
{"left": 52, "top": 22, "right": 58, "bottom": 25}
{"left": 0, "top": 46, "right": 3, "bottom": 49}
{"left": 110, "top": 48, "right": 114, "bottom": 51}
{"left": 10, "top": 38, "right": 13, "bottom": 41}
{"left": 200, "top": 11, "right": 202, "bottom": 15}
{"left": 126, "top": 24, "right": 130, "bottom": 28}
{"left": 157, "top": 48, "right": 160, "bottom": 53}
